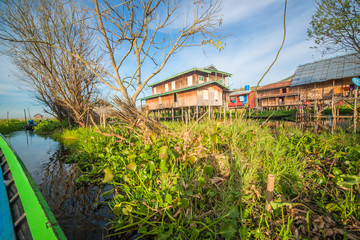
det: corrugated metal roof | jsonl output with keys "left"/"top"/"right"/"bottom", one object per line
{"left": 291, "top": 53, "right": 360, "bottom": 87}
{"left": 229, "top": 90, "right": 252, "bottom": 96}
{"left": 148, "top": 67, "right": 232, "bottom": 87}
{"left": 140, "top": 81, "right": 229, "bottom": 100}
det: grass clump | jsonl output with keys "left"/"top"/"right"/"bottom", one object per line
{"left": 34, "top": 119, "right": 69, "bottom": 135}
{"left": 0, "top": 119, "right": 26, "bottom": 134}
{"left": 60, "top": 119, "right": 360, "bottom": 239}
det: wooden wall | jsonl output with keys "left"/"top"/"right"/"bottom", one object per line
{"left": 299, "top": 77, "right": 353, "bottom": 101}
{"left": 146, "top": 84, "right": 224, "bottom": 110}
{"left": 152, "top": 71, "right": 227, "bottom": 95}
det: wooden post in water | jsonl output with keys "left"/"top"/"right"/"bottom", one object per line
{"left": 181, "top": 107, "right": 184, "bottom": 122}
{"left": 266, "top": 174, "right": 275, "bottom": 211}
{"left": 223, "top": 106, "right": 226, "bottom": 121}
{"left": 196, "top": 105, "right": 199, "bottom": 120}
{"left": 355, "top": 86, "right": 358, "bottom": 133}
{"left": 24, "top": 109, "right": 27, "bottom": 122}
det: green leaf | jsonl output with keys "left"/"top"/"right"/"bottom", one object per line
{"left": 165, "top": 193, "right": 172, "bottom": 204}
{"left": 112, "top": 204, "right": 121, "bottom": 216}
{"left": 100, "top": 188, "right": 114, "bottom": 197}
{"left": 159, "top": 159, "right": 168, "bottom": 173}
{"left": 138, "top": 226, "right": 147, "bottom": 234}
{"left": 148, "top": 161, "right": 156, "bottom": 170}
{"left": 126, "top": 162, "right": 137, "bottom": 171}
{"left": 228, "top": 206, "right": 239, "bottom": 218}
{"left": 122, "top": 204, "right": 132, "bottom": 215}
{"left": 198, "top": 176, "right": 205, "bottom": 185}
{"left": 186, "top": 155, "right": 197, "bottom": 164}
{"left": 102, "top": 168, "right": 114, "bottom": 183}
{"left": 178, "top": 198, "right": 189, "bottom": 208}
{"left": 159, "top": 146, "right": 168, "bottom": 160}
{"left": 326, "top": 203, "right": 343, "bottom": 213}
{"left": 158, "top": 224, "right": 173, "bottom": 240}
{"left": 203, "top": 165, "right": 213, "bottom": 175}
{"left": 270, "top": 201, "right": 292, "bottom": 211}
{"left": 220, "top": 222, "right": 237, "bottom": 239}
{"left": 336, "top": 174, "right": 360, "bottom": 188}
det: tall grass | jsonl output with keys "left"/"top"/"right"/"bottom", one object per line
{"left": 57, "top": 119, "right": 360, "bottom": 239}
{"left": 0, "top": 119, "right": 26, "bottom": 134}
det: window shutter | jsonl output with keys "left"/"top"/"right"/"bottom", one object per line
{"left": 165, "top": 84, "right": 169, "bottom": 91}
{"left": 171, "top": 81, "right": 176, "bottom": 90}
{"left": 214, "top": 90, "right": 219, "bottom": 101}
{"left": 203, "top": 89, "right": 209, "bottom": 100}
{"left": 187, "top": 76, "right": 193, "bottom": 86}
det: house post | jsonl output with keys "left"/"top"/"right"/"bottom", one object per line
{"left": 355, "top": 86, "right": 358, "bottom": 133}
{"left": 314, "top": 83, "right": 317, "bottom": 120}
{"left": 332, "top": 80, "right": 335, "bottom": 132}
{"left": 188, "top": 106, "right": 191, "bottom": 121}
{"left": 196, "top": 105, "right": 199, "bottom": 120}
{"left": 181, "top": 107, "right": 184, "bottom": 122}
{"left": 172, "top": 108, "right": 174, "bottom": 121}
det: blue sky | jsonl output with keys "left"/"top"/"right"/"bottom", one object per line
{"left": 0, "top": 0, "right": 327, "bottom": 119}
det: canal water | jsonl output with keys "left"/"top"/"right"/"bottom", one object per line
{"left": 4, "top": 131, "right": 110, "bottom": 240}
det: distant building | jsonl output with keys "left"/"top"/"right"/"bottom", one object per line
{"left": 228, "top": 85, "right": 256, "bottom": 109}
{"left": 141, "top": 66, "right": 231, "bottom": 118}
{"left": 33, "top": 113, "right": 43, "bottom": 120}
{"left": 257, "top": 76, "right": 299, "bottom": 110}
{"left": 291, "top": 52, "right": 360, "bottom": 104}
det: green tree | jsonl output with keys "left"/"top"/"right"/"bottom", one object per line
{"left": 308, "top": 0, "right": 360, "bottom": 54}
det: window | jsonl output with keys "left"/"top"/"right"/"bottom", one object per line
{"left": 165, "top": 83, "right": 169, "bottom": 91}
{"left": 174, "top": 93, "right": 177, "bottom": 103}
{"left": 203, "top": 89, "right": 209, "bottom": 100}
{"left": 159, "top": 96, "right": 162, "bottom": 105}
{"left": 187, "top": 76, "right": 193, "bottom": 86}
{"left": 230, "top": 96, "right": 236, "bottom": 103}
{"left": 281, "top": 88, "right": 287, "bottom": 93}
{"left": 206, "top": 77, "right": 209, "bottom": 82}
{"left": 220, "top": 79, "right": 224, "bottom": 84}
{"left": 214, "top": 90, "right": 219, "bottom": 101}
{"left": 199, "top": 76, "right": 204, "bottom": 84}
{"left": 171, "top": 81, "right": 176, "bottom": 90}
{"left": 239, "top": 95, "right": 245, "bottom": 102}
{"left": 153, "top": 87, "right": 157, "bottom": 94}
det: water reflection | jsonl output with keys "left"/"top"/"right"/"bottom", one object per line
{"left": 5, "top": 131, "right": 111, "bottom": 240}
{"left": 260, "top": 118, "right": 359, "bottom": 133}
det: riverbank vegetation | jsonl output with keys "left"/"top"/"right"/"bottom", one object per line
{"left": 45, "top": 119, "right": 360, "bottom": 239}
{"left": 0, "top": 119, "right": 26, "bottom": 134}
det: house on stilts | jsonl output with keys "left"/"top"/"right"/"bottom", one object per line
{"left": 291, "top": 52, "right": 360, "bottom": 130}
{"left": 140, "top": 66, "right": 232, "bottom": 121}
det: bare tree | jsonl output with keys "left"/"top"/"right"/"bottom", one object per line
{"left": 0, "top": 0, "right": 101, "bottom": 126}
{"left": 64, "top": 0, "right": 224, "bottom": 129}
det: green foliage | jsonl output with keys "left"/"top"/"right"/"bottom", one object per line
{"left": 308, "top": 0, "right": 360, "bottom": 54}
{"left": 61, "top": 120, "right": 360, "bottom": 239}
{"left": 0, "top": 119, "right": 26, "bottom": 134}
{"left": 34, "top": 119, "right": 69, "bottom": 135}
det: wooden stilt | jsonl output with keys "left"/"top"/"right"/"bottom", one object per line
{"left": 196, "top": 105, "right": 199, "bottom": 120}
{"left": 355, "top": 87, "right": 358, "bottom": 133}
{"left": 172, "top": 108, "right": 174, "bottom": 121}
{"left": 181, "top": 107, "right": 184, "bottom": 122}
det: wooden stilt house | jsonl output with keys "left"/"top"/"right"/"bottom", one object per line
{"left": 291, "top": 52, "right": 360, "bottom": 131}
{"left": 256, "top": 76, "right": 299, "bottom": 110}
{"left": 140, "top": 66, "right": 231, "bottom": 120}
